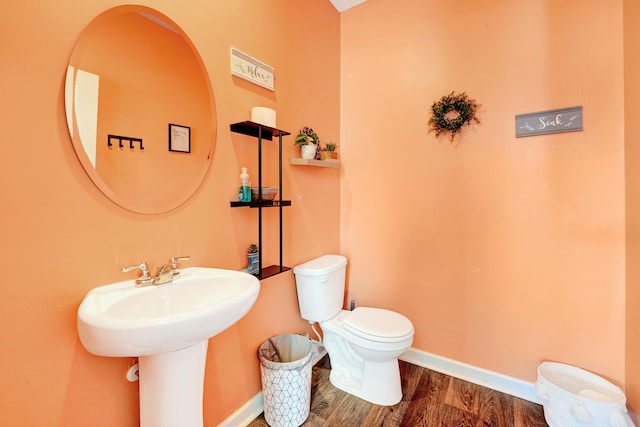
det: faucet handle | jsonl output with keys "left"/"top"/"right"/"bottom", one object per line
{"left": 169, "top": 256, "right": 190, "bottom": 269}
{"left": 121, "top": 262, "right": 151, "bottom": 280}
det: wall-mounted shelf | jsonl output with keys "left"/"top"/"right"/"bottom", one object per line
{"left": 230, "top": 121, "right": 291, "bottom": 280}
{"left": 230, "top": 121, "right": 290, "bottom": 140}
{"left": 230, "top": 200, "right": 292, "bottom": 208}
{"left": 289, "top": 158, "right": 341, "bottom": 168}
{"left": 260, "top": 265, "right": 292, "bottom": 280}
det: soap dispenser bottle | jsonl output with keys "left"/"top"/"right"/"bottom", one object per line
{"left": 239, "top": 167, "right": 251, "bottom": 202}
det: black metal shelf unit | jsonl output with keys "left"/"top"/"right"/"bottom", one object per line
{"left": 230, "top": 121, "right": 291, "bottom": 279}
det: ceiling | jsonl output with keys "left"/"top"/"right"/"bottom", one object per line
{"left": 330, "top": 0, "right": 368, "bottom": 12}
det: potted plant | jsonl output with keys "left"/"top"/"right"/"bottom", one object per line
{"left": 295, "top": 126, "right": 320, "bottom": 159}
{"left": 323, "top": 142, "right": 338, "bottom": 160}
{"left": 247, "top": 243, "right": 259, "bottom": 275}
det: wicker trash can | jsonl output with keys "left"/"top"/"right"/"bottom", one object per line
{"left": 535, "top": 362, "right": 634, "bottom": 427}
{"left": 258, "top": 334, "right": 313, "bottom": 427}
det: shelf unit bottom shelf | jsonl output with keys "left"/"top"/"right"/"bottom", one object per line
{"left": 255, "top": 265, "right": 291, "bottom": 280}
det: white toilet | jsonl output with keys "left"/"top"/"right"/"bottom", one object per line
{"left": 293, "top": 254, "right": 414, "bottom": 406}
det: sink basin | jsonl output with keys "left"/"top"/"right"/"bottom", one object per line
{"left": 77, "top": 267, "right": 260, "bottom": 357}
{"left": 77, "top": 267, "right": 260, "bottom": 427}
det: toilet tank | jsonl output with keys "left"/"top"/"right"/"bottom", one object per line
{"left": 293, "top": 254, "right": 347, "bottom": 323}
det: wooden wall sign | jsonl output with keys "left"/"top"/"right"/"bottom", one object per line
{"left": 515, "top": 106, "right": 582, "bottom": 138}
{"left": 230, "top": 48, "right": 275, "bottom": 91}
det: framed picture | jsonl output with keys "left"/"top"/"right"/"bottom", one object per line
{"left": 168, "top": 123, "right": 191, "bottom": 153}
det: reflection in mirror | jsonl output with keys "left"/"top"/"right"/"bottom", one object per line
{"left": 65, "top": 6, "right": 215, "bottom": 214}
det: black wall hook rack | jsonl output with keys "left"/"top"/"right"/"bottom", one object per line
{"left": 108, "top": 134, "right": 144, "bottom": 150}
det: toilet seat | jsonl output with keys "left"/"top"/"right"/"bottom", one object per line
{"left": 337, "top": 307, "right": 414, "bottom": 343}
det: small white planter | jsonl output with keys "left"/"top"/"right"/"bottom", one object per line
{"left": 300, "top": 144, "right": 316, "bottom": 159}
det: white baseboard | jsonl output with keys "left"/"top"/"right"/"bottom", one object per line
{"left": 217, "top": 391, "right": 264, "bottom": 427}
{"left": 400, "top": 347, "right": 541, "bottom": 404}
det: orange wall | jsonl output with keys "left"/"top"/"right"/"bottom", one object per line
{"left": 0, "top": 1, "right": 340, "bottom": 426}
{"left": 3, "top": 0, "right": 639, "bottom": 425}
{"left": 341, "top": 0, "right": 628, "bottom": 397}
{"left": 625, "top": 0, "right": 640, "bottom": 418}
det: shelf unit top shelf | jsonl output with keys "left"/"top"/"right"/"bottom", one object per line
{"left": 230, "top": 121, "right": 290, "bottom": 141}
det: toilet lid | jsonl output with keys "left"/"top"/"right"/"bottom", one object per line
{"left": 343, "top": 307, "right": 413, "bottom": 342}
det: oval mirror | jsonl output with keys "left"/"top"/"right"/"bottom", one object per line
{"left": 65, "top": 5, "right": 216, "bottom": 214}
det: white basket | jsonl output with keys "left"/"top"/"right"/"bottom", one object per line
{"left": 535, "top": 362, "right": 634, "bottom": 427}
{"left": 258, "top": 335, "right": 313, "bottom": 427}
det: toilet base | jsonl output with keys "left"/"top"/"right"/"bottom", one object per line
{"left": 329, "top": 358, "right": 402, "bottom": 406}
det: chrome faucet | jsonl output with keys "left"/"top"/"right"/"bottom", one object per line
{"left": 121, "top": 256, "right": 190, "bottom": 287}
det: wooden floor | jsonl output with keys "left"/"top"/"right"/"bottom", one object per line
{"left": 248, "top": 355, "right": 549, "bottom": 427}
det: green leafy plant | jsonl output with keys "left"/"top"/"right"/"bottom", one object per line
{"left": 295, "top": 126, "right": 320, "bottom": 146}
{"left": 428, "top": 91, "right": 480, "bottom": 142}
{"left": 247, "top": 243, "right": 258, "bottom": 254}
{"left": 325, "top": 142, "right": 338, "bottom": 152}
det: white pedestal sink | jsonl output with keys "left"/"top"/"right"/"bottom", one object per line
{"left": 77, "top": 267, "right": 260, "bottom": 427}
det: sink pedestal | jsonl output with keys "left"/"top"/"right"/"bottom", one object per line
{"left": 139, "top": 340, "right": 208, "bottom": 427}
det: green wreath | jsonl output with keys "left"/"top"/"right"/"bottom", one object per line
{"left": 428, "top": 92, "right": 480, "bottom": 142}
